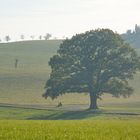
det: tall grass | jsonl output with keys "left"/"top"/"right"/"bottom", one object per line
{"left": 0, "top": 120, "right": 140, "bottom": 140}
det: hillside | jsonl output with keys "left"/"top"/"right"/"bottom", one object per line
{"left": 0, "top": 40, "right": 140, "bottom": 111}
{"left": 0, "top": 40, "right": 61, "bottom": 105}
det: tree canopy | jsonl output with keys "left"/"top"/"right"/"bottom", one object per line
{"left": 43, "top": 29, "right": 140, "bottom": 109}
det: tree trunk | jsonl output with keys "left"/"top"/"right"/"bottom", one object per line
{"left": 89, "top": 92, "right": 98, "bottom": 109}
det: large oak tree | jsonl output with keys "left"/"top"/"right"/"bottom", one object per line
{"left": 43, "top": 29, "right": 140, "bottom": 109}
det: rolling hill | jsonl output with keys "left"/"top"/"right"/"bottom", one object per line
{"left": 0, "top": 40, "right": 61, "bottom": 105}
{"left": 0, "top": 39, "right": 140, "bottom": 111}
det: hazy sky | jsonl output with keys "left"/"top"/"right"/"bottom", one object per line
{"left": 0, "top": 0, "right": 140, "bottom": 39}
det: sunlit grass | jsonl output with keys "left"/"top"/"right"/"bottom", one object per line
{"left": 0, "top": 120, "right": 140, "bottom": 140}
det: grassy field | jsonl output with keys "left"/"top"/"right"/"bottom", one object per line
{"left": 0, "top": 120, "right": 140, "bottom": 140}
{"left": 0, "top": 105, "right": 140, "bottom": 120}
{"left": 0, "top": 40, "right": 140, "bottom": 120}
{"left": 0, "top": 41, "right": 139, "bottom": 106}
{"left": 0, "top": 41, "right": 140, "bottom": 140}
{"left": 0, "top": 40, "right": 61, "bottom": 105}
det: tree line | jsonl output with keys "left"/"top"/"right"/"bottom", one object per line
{"left": 122, "top": 24, "right": 140, "bottom": 48}
{"left": 0, "top": 33, "right": 53, "bottom": 42}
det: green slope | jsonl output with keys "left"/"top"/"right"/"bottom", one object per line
{"left": 0, "top": 40, "right": 61, "bottom": 105}
{"left": 0, "top": 40, "right": 140, "bottom": 110}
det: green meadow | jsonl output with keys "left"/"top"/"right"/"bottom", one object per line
{"left": 0, "top": 120, "right": 140, "bottom": 140}
{"left": 0, "top": 40, "right": 140, "bottom": 108}
{"left": 0, "top": 41, "right": 140, "bottom": 139}
{"left": 0, "top": 41, "right": 140, "bottom": 114}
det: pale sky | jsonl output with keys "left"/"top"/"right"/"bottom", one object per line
{"left": 0, "top": 0, "right": 140, "bottom": 40}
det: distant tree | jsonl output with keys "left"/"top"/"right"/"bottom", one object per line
{"left": 43, "top": 29, "right": 140, "bottom": 109}
{"left": 54, "top": 37, "right": 57, "bottom": 40}
{"left": 30, "top": 35, "right": 35, "bottom": 40}
{"left": 20, "top": 35, "right": 25, "bottom": 40}
{"left": 44, "top": 33, "right": 52, "bottom": 40}
{"left": 135, "top": 24, "right": 140, "bottom": 34}
{"left": 122, "top": 24, "right": 140, "bottom": 48}
{"left": 5, "top": 35, "right": 10, "bottom": 42}
{"left": 15, "top": 59, "right": 18, "bottom": 68}
{"left": 126, "top": 30, "right": 132, "bottom": 35}
{"left": 39, "top": 35, "right": 42, "bottom": 40}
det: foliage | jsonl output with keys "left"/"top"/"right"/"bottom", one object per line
{"left": 5, "top": 35, "right": 10, "bottom": 42}
{"left": 44, "top": 33, "right": 52, "bottom": 40}
{"left": 44, "top": 29, "right": 140, "bottom": 109}
{"left": 20, "top": 34, "right": 25, "bottom": 40}
{"left": 122, "top": 24, "right": 140, "bottom": 48}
